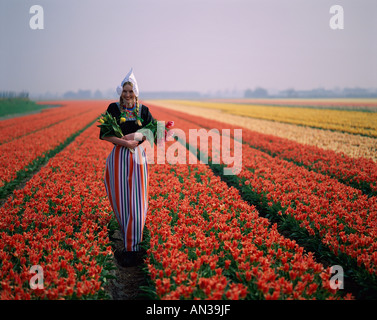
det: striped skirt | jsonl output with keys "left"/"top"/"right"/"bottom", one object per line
{"left": 104, "top": 145, "right": 148, "bottom": 252}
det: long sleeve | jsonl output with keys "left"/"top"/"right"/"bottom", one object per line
{"left": 141, "top": 105, "right": 154, "bottom": 128}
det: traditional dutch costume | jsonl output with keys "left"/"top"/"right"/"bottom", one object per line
{"left": 99, "top": 69, "right": 153, "bottom": 265}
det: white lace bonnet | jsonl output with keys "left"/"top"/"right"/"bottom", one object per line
{"left": 116, "top": 68, "right": 139, "bottom": 97}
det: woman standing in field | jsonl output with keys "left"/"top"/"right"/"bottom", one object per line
{"left": 99, "top": 69, "right": 154, "bottom": 267}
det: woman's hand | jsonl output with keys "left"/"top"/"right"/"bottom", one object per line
{"left": 121, "top": 133, "right": 134, "bottom": 141}
{"left": 123, "top": 140, "right": 139, "bottom": 149}
{"left": 101, "top": 136, "right": 138, "bottom": 149}
{"left": 122, "top": 133, "right": 146, "bottom": 142}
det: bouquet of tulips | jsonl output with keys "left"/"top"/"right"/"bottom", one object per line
{"left": 97, "top": 111, "right": 137, "bottom": 153}
{"left": 98, "top": 111, "right": 174, "bottom": 149}
{"left": 97, "top": 111, "right": 124, "bottom": 138}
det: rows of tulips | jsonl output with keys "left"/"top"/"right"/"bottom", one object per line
{"left": 234, "top": 149, "right": 377, "bottom": 273}
{"left": 159, "top": 100, "right": 377, "bottom": 137}
{"left": 208, "top": 98, "right": 377, "bottom": 109}
{"left": 145, "top": 160, "right": 351, "bottom": 299}
{"left": 0, "top": 103, "right": 89, "bottom": 145}
{"left": 0, "top": 101, "right": 350, "bottom": 300}
{"left": 0, "top": 123, "right": 115, "bottom": 299}
{"left": 148, "top": 101, "right": 377, "bottom": 163}
{"left": 147, "top": 103, "right": 377, "bottom": 195}
{"left": 0, "top": 101, "right": 107, "bottom": 188}
{"left": 0, "top": 100, "right": 372, "bottom": 300}
{"left": 148, "top": 105, "right": 377, "bottom": 295}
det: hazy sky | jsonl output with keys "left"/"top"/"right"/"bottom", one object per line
{"left": 1, "top": 0, "right": 376, "bottom": 96}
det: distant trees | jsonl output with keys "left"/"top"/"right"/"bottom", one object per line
{"left": 3, "top": 86, "right": 377, "bottom": 101}
{"left": 244, "top": 87, "right": 269, "bottom": 98}
{"left": 62, "top": 89, "right": 103, "bottom": 99}
{"left": 280, "top": 88, "right": 298, "bottom": 98}
{"left": 243, "top": 87, "right": 377, "bottom": 98}
{"left": 63, "top": 89, "right": 92, "bottom": 99}
{"left": 0, "top": 91, "right": 29, "bottom": 99}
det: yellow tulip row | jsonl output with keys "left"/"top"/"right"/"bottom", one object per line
{"left": 157, "top": 100, "right": 377, "bottom": 138}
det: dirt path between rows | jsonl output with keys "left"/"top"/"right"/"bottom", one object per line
{"left": 103, "top": 229, "right": 148, "bottom": 300}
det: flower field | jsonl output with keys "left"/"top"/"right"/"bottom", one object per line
{"left": 0, "top": 101, "right": 110, "bottom": 188}
{"left": 146, "top": 103, "right": 377, "bottom": 196}
{"left": 147, "top": 100, "right": 377, "bottom": 162}
{"left": 207, "top": 98, "right": 377, "bottom": 111}
{"left": 154, "top": 99, "right": 377, "bottom": 137}
{"left": 0, "top": 103, "right": 73, "bottom": 144}
{"left": 146, "top": 163, "right": 349, "bottom": 299}
{"left": 1, "top": 99, "right": 376, "bottom": 300}
{"left": 0, "top": 120, "right": 114, "bottom": 299}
